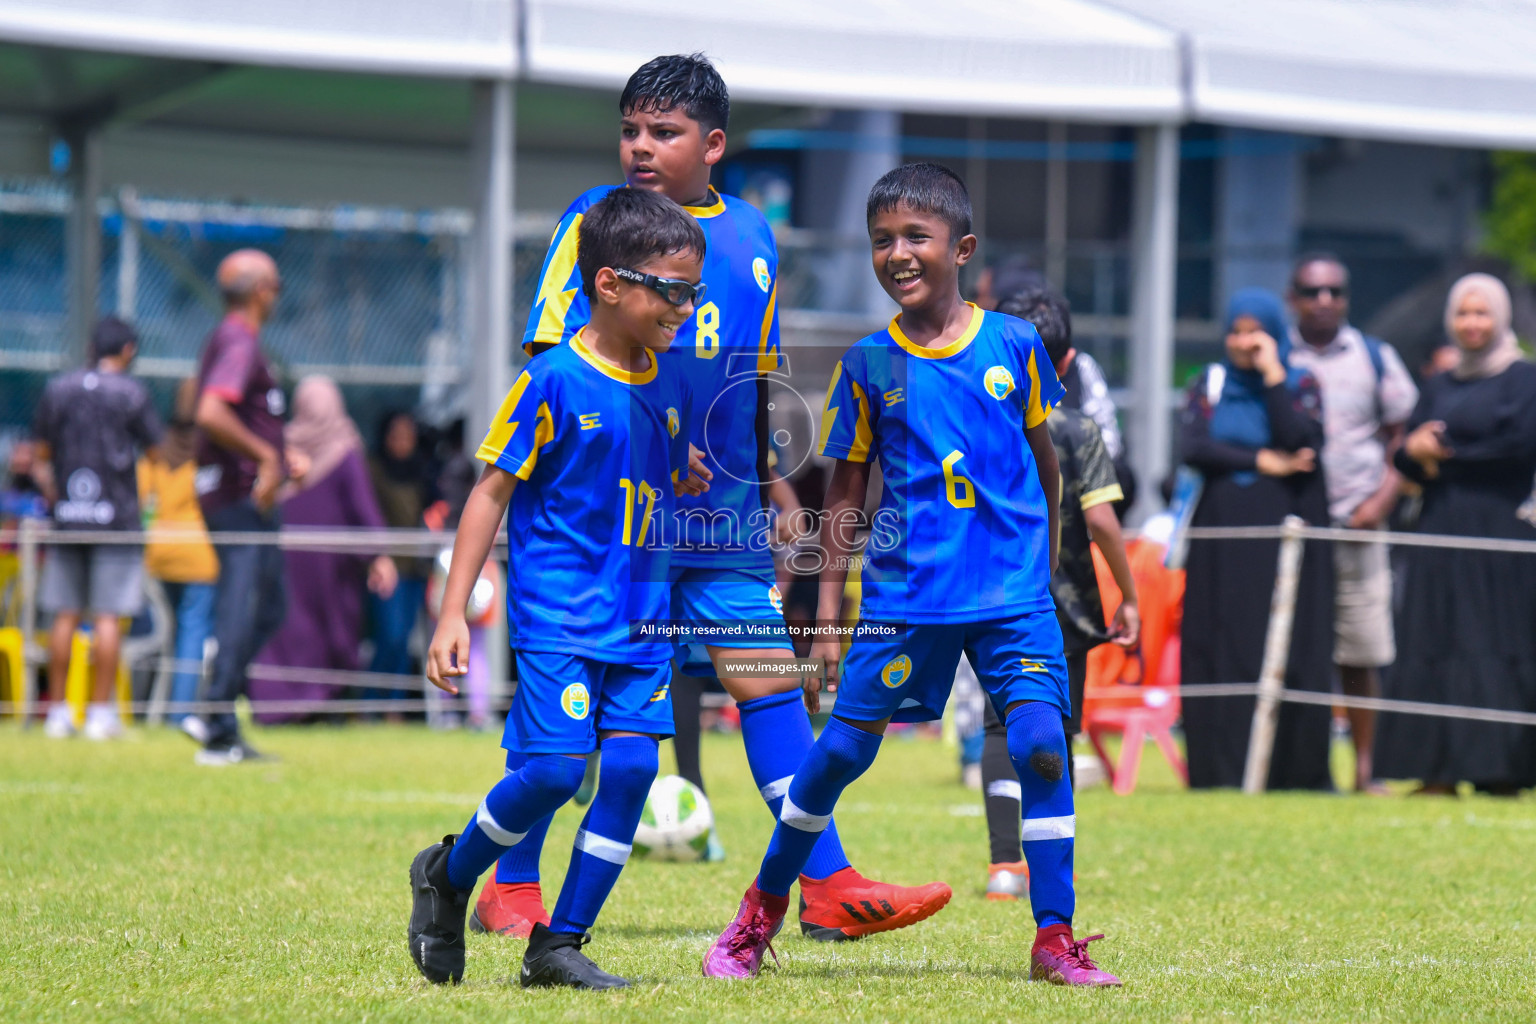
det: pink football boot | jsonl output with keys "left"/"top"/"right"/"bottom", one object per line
{"left": 1030, "top": 925, "right": 1122, "bottom": 987}
{"left": 702, "top": 881, "right": 788, "bottom": 979}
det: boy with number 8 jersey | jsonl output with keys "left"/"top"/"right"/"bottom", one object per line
{"left": 407, "top": 188, "right": 703, "bottom": 991}
{"left": 702, "top": 164, "right": 1121, "bottom": 987}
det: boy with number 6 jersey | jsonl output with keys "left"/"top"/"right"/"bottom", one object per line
{"left": 702, "top": 164, "right": 1121, "bottom": 987}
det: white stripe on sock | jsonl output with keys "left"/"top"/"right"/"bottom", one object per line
{"left": 475, "top": 798, "right": 526, "bottom": 847}
{"left": 1021, "top": 814, "right": 1076, "bottom": 842}
{"left": 779, "top": 792, "right": 831, "bottom": 833}
{"left": 759, "top": 775, "right": 793, "bottom": 802}
{"left": 986, "top": 779, "right": 1022, "bottom": 801}
{"left": 575, "top": 829, "right": 631, "bottom": 865}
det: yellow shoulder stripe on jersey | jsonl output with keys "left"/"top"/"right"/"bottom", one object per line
{"left": 757, "top": 281, "right": 780, "bottom": 373}
{"left": 1024, "top": 348, "right": 1054, "bottom": 428}
{"left": 682, "top": 188, "right": 727, "bottom": 219}
{"left": 888, "top": 302, "right": 984, "bottom": 360}
{"left": 817, "top": 363, "right": 844, "bottom": 457}
{"left": 513, "top": 402, "right": 554, "bottom": 480}
{"left": 1080, "top": 483, "right": 1125, "bottom": 511}
{"left": 819, "top": 363, "right": 875, "bottom": 462}
{"left": 845, "top": 378, "right": 874, "bottom": 461}
{"left": 476, "top": 370, "right": 535, "bottom": 464}
{"left": 572, "top": 330, "right": 657, "bottom": 385}
{"left": 528, "top": 212, "right": 584, "bottom": 354}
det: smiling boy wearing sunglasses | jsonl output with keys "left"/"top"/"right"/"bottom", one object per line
{"left": 408, "top": 187, "right": 706, "bottom": 991}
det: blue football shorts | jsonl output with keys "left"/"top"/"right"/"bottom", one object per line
{"left": 833, "top": 610, "right": 1069, "bottom": 724}
{"left": 503, "top": 650, "right": 674, "bottom": 754}
{"left": 669, "top": 565, "right": 794, "bottom": 676}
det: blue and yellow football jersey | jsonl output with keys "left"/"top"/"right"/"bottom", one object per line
{"left": 477, "top": 335, "right": 692, "bottom": 663}
{"left": 818, "top": 304, "right": 1066, "bottom": 624}
{"left": 523, "top": 185, "right": 781, "bottom": 571}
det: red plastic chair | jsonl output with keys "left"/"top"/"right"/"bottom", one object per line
{"left": 1081, "top": 539, "right": 1189, "bottom": 794}
{"left": 1084, "top": 636, "right": 1188, "bottom": 794}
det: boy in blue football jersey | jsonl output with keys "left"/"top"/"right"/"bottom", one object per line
{"left": 407, "top": 188, "right": 705, "bottom": 991}
{"left": 480, "top": 52, "right": 949, "bottom": 945}
{"left": 703, "top": 165, "right": 1121, "bottom": 987}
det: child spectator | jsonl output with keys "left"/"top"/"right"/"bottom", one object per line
{"left": 139, "top": 379, "right": 219, "bottom": 730}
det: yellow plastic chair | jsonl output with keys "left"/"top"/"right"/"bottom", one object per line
{"left": 64, "top": 627, "right": 133, "bottom": 728}
{"left": 0, "top": 625, "right": 23, "bottom": 719}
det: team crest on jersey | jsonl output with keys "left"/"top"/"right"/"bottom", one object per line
{"left": 984, "top": 366, "right": 1015, "bottom": 401}
{"left": 752, "top": 257, "right": 771, "bottom": 293}
{"left": 561, "top": 683, "right": 590, "bottom": 720}
{"left": 881, "top": 654, "right": 912, "bottom": 688}
{"left": 666, "top": 407, "right": 680, "bottom": 438}
{"left": 767, "top": 585, "right": 784, "bottom": 615}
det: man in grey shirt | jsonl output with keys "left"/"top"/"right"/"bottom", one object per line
{"left": 33, "top": 316, "right": 163, "bottom": 740}
{"left": 1286, "top": 253, "right": 1418, "bottom": 793}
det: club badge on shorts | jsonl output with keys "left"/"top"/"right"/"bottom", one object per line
{"left": 561, "top": 683, "right": 590, "bottom": 720}
{"left": 882, "top": 654, "right": 912, "bottom": 688}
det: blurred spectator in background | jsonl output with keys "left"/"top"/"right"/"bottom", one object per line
{"left": 1178, "top": 289, "right": 1334, "bottom": 790}
{"left": 189, "top": 248, "right": 303, "bottom": 764}
{"left": 0, "top": 441, "right": 50, "bottom": 526}
{"left": 34, "top": 316, "right": 162, "bottom": 740}
{"left": 981, "top": 288, "right": 1138, "bottom": 900}
{"left": 977, "top": 257, "right": 1128, "bottom": 485}
{"left": 1286, "top": 253, "right": 1418, "bottom": 794}
{"left": 422, "top": 419, "right": 500, "bottom": 730}
{"left": 249, "top": 377, "right": 396, "bottom": 723}
{"left": 139, "top": 378, "right": 219, "bottom": 728}
{"left": 1378, "top": 274, "right": 1536, "bottom": 795}
{"left": 367, "top": 410, "right": 430, "bottom": 714}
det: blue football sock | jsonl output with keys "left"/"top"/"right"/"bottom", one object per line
{"left": 445, "top": 753, "right": 586, "bottom": 892}
{"left": 737, "top": 691, "right": 853, "bottom": 881}
{"left": 1006, "top": 702, "right": 1076, "bottom": 928}
{"left": 756, "top": 717, "right": 882, "bottom": 897}
{"left": 493, "top": 751, "right": 553, "bottom": 885}
{"left": 548, "top": 736, "right": 659, "bottom": 934}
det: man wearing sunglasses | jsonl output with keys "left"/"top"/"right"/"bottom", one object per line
{"left": 1286, "top": 252, "right": 1418, "bottom": 794}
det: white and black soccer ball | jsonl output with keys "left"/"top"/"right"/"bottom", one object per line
{"left": 632, "top": 775, "right": 713, "bottom": 862}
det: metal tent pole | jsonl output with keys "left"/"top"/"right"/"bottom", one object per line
{"left": 1128, "top": 122, "right": 1180, "bottom": 516}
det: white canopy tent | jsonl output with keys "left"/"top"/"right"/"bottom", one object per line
{"left": 1106, "top": 0, "right": 1536, "bottom": 149}
{"left": 6, "top": 0, "right": 1536, "bottom": 503}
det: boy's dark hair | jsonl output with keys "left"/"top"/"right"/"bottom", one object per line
{"left": 91, "top": 315, "right": 137, "bottom": 360}
{"left": 620, "top": 53, "right": 730, "bottom": 135}
{"left": 1290, "top": 250, "right": 1349, "bottom": 287}
{"left": 866, "top": 162, "right": 972, "bottom": 240}
{"left": 577, "top": 188, "right": 706, "bottom": 299}
{"left": 998, "top": 288, "right": 1073, "bottom": 366}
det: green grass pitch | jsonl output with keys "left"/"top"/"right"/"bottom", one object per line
{"left": 2, "top": 723, "right": 1532, "bottom": 1022}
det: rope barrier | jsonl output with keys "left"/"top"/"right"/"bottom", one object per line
{"left": 1185, "top": 523, "right": 1536, "bottom": 555}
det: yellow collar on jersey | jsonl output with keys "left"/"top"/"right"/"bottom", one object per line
{"left": 572, "top": 330, "right": 658, "bottom": 385}
{"left": 889, "top": 302, "right": 984, "bottom": 359}
{"left": 681, "top": 188, "right": 726, "bottom": 219}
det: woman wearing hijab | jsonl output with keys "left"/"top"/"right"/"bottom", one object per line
{"left": 249, "top": 377, "right": 397, "bottom": 723}
{"left": 1377, "top": 274, "right": 1536, "bottom": 794}
{"left": 1178, "top": 288, "right": 1334, "bottom": 789}
{"left": 366, "top": 411, "right": 430, "bottom": 708}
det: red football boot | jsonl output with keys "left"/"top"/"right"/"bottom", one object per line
{"left": 468, "top": 880, "right": 549, "bottom": 939}
{"left": 798, "top": 867, "right": 952, "bottom": 941}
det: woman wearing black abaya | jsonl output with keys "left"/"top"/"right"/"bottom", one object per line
{"left": 1179, "top": 288, "right": 1335, "bottom": 790}
{"left": 1377, "top": 274, "right": 1536, "bottom": 794}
